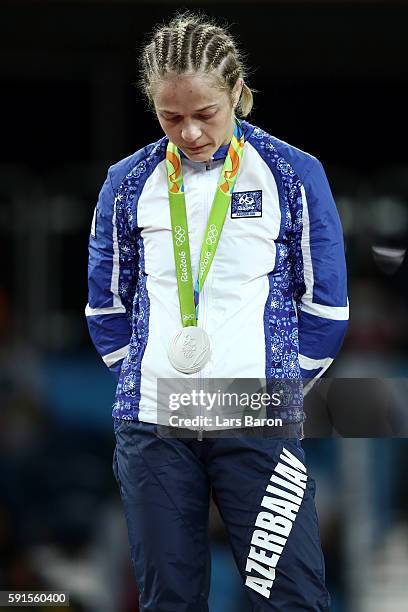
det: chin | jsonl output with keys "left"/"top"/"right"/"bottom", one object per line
{"left": 192, "top": 152, "right": 212, "bottom": 162}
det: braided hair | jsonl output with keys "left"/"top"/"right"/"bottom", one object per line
{"left": 140, "top": 12, "right": 254, "bottom": 117}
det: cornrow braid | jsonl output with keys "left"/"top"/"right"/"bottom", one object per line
{"left": 139, "top": 12, "right": 255, "bottom": 117}
{"left": 155, "top": 32, "right": 165, "bottom": 71}
{"left": 223, "top": 63, "right": 241, "bottom": 86}
{"left": 190, "top": 24, "right": 206, "bottom": 69}
{"left": 178, "top": 21, "right": 195, "bottom": 72}
{"left": 194, "top": 26, "right": 219, "bottom": 70}
{"left": 209, "top": 40, "right": 234, "bottom": 70}
{"left": 201, "top": 34, "right": 227, "bottom": 71}
{"left": 143, "top": 44, "right": 154, "bottom": 75}
{"left": 176, "top": 21, "right": 188, "bottom": 68}
{"left": 160, "top": 29, "right": 171, "bottom": 71}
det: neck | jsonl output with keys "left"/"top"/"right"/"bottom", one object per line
{"left": 222, "top": 115, "right": 237, "bottom": 146}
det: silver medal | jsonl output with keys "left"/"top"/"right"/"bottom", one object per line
{"left": 168, "top": 327, "right": 211, "bottom": 374}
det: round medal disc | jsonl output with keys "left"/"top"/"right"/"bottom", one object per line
{"left": 168, "top": 327, "right": 211, "bottom": 374}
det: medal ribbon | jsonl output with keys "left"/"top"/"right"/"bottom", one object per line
{"left": 166, "top": 121, "right": 244, "bottom": 327}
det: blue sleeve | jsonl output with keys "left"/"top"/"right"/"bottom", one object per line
{"left": 294, "top": 158, "right": 349, "bottom": 382}
{"left": 85, "top": 168, "right": 138, "bottom": 382}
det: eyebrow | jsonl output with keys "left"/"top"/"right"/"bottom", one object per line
{"left": 158, "top": 104, "right": 218, "bottom": 115}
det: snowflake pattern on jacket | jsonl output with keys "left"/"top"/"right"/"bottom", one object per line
{"left": 112, "top": 141, "right": 166, "bottom": 418}
{"left": 250, "top": 127, "right": 305, "bottom": 420}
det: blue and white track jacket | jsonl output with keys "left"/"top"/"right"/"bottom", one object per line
{"left": 86, "top": 121, "right": 349, "bottom": 423}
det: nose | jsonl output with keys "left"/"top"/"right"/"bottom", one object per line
{"left": 181, "top": 121, "right": 202, "bottom": 144}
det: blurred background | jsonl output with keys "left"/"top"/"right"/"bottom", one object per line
{"left": 1, "top": 0, "right": 408, "bottom": 610}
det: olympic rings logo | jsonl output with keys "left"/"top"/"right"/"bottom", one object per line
{"left": 182, "top": 314, "right": 195, "bottom": 321}
{"left": 175, "top": 225, "right": 186, "bottom": 246}
{"left": 206, "top": 224, "right": 218, "bottom": 245}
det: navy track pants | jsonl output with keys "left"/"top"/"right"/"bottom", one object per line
{"left": 112, "top": 419, "right": 331, "bottom": 611}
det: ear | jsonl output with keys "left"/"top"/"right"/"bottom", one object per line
{"left": 233, "top": 78, "right": 244, "bottom": 108}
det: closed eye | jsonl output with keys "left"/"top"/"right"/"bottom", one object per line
{"left": 197, "top": 113, "right": 216, "bottom": 120}
{"left": 162, "top": 114, "right": 181, "bottom": 122}
{"left": 160, "top": 110, "right": 217, "bottom": 122}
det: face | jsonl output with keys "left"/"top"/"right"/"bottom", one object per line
{"left": 154, "top": 73, "right": 242, "bottom": 162}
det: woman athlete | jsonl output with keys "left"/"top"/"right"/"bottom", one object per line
{"left": 86, "top": 11, "right": 348, "bottom": 611}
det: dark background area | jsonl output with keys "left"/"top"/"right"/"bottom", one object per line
{"left": 2, "top": 1, "right": 408, "bottom": 168}
{"left": 1, "top": 2, "right": 408, "bottom": 611}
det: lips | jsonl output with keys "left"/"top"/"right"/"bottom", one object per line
{"left": 187, "top": 144, "right": 208, "bottom": 151}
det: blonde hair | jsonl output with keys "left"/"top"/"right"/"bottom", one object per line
{"left": 139, "top": 11, "right": 255, "bottom": 117}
